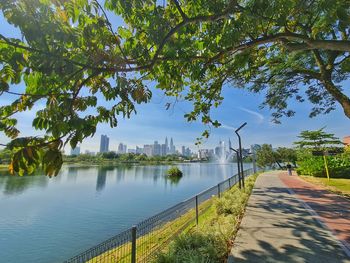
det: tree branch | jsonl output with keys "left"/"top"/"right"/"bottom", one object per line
{"left": 94, "top": 0, "right": 131, "bottom": 69}
{"left": 0, "top": 34, "right": 92, "bottom": 69}
{"left": 171, "top": 0, "right": 188, "bottom": 20}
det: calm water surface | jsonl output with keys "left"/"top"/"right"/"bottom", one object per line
{"left": 0, "top": 162, "right": 252, "bottom": 263}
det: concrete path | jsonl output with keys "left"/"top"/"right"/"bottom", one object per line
{"left": 228, "top": 172, "right": 350, "bottom": 263}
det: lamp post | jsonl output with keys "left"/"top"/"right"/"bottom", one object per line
{"left": 230, "top": 147, "right": 242, "bottom": 189}
{"left": 235, "top": 122, "right": 247, "bottom": 189}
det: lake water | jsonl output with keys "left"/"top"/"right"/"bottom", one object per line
{"left": 0, "top": 162, "right": 252, "bottom": 263}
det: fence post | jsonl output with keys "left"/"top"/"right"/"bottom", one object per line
{"left": 195, "top": 195, "right": 199, "bottom": 225}
{"left": 131, "top": 226, "right": 137, "bottom": 263}
{"left": 218, "top": 184, "right": 221, "bottom": 198}
{"left": 229, "top": 178, "right": 231, "bottom": 188}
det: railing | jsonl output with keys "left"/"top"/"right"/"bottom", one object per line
{"left": 65, "top": 168, "right": 255, "bottom": 263}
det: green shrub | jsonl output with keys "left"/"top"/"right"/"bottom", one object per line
{"left": 155, "top": 232, "right": 226, "bottom": 263}
{"left": 296, "top": 149, "right": 350, "bottom": 178}
{"left": 155, "top": 174, "right": 259, "bottom": 263}
{"left": 167, "top": 166, "right": 183, "bottom": 177}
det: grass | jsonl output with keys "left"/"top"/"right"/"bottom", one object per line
{"left": 301, "top": 176, "right": 350, "bottom": 197}
{"left": 154, "top": 174, "right": 259, "bottom": 263}
{"left": 87, "top": 198, "right": 213, "bottom": 263}
{"left": 84, "top": 174, "right": 259, "bottom": 263}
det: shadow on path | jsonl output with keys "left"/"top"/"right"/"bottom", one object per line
{"left": 228, "top": 173, "right": 350, "bottom": 263}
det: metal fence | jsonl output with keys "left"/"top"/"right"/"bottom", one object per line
{"left": 65, "top": 168, "right": 255, "bottom": 263}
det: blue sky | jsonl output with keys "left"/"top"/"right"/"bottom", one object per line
{"left": 1, "top": 9, "right": 349, "bottom": 153}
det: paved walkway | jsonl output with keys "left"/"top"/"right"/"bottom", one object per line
{"left": 228, "top": 172, "right": 350, "bottom": 263}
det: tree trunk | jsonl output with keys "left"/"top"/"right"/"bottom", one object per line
{"left": 323, "top": 80, "right": 350, "bottom": 119}
{"left": 312, "top": 50, "right": 350, "bottom": 119}
{"left": 275, "top": 160, "right": 283, "bottom": 169}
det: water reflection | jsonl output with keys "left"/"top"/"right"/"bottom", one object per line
{"left": 67, "top": 167, "right": 78, "bottom": 182}
{"left": 96, "top": 166, "right": 114, "bottom": 192}
{"left": 0, "top": 163, "right": 245, "bottom": 197}
{"left": 166, "top": 175, "right": 182, "bottom": 185}
{"left": 1, "top": 175, "right": 48, "bottom": 196}
{"left": 0, "top": 162, "right": 252, "bottom": 263}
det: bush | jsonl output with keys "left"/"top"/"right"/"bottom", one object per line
{"left": 155, "top": 232, "right": 226, "bottom": 263}
{"left": 296, "top": 149, "right": 350, "bottom": 178}
{"left": 155, "top": 174, "right": 259, "bottom": 263}
{"left": 166, "top": 166, "right": 183, "bottom": 177}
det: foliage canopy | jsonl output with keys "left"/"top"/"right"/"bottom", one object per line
{"left": 1, "top": 0, "right": 350, "bottom": 175}
{"left": 294, "top": 127, "right": 343, "bottom": 150}
{"left": 256, "top": 145, "right": 297, "bottom": 168}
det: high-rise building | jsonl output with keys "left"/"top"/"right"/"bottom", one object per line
{"left": 123, "top": 144, "right": 127, "bottom": 153}
{"left": 185, "top": 147, "right": 191, "bottom": 157}
{"left": 70, "top": 146, "right": 80, "bottom": 156}
{"left": 181, "top": 146, "right": 191, "bottom": 157}
{"left": 215, "top": 146, "right": 221, "bottom": 158}
{"left": 143, "top": 145, "right": 153, "bottom": 156}
{"left": 99, "top": 135, "right": 109, "bottom": 153}
{"left": 136, "top": 146, "right": 143, "bottom": 154}
{"left": 153, "top": 141, "right": 161, "bottom": 156}
{"left": 161, "top": 144, "right": 167, "bottom": 156}
{"left": 165, "top": 137, "right": 169, "bottom": 154}
{"left": 228, "top": 139, "right": 232, "bottom": 151}
{"left": 198, "top": 149, "right": 210, "bottom": 159}
{"left": 170, "top": 138, "right": 175, "bottom": 154}
{"left": 118, "top": 143, "right": 127, "bottom": 154}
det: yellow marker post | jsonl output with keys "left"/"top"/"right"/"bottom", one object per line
{"left": 323, "top": 155, "right": 330, "bottom": 181}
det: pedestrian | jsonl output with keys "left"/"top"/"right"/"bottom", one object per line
{"left": 286, "top": 163, "right": 292, "bottom": 176}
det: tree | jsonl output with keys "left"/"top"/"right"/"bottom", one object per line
{"left": 256, "top": 145, "right": 297, "bottom": 168}
{"left": 1, "top": 0, "right": 350, "bottom": 175}
{"left": 275, "top": 147, "right": 297, "bottom": 167}
{"left": 294, "top": 127, "right": 343, "bottom": 150}
{"left": 101, "top": 151, "right": 119, "bottom": 159}
{"left": 256, "top": 144, "right": 277, "bottom": 168}
{"left": 294, "top": 129, "right": 349, "bottom": 177}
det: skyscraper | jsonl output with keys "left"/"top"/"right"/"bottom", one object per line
{"left": 143, "top": 145, "right": 153, "bottom": 156}
{"left": 181, "top": 146, "right": 186, "bottom": 156}
{"left": 99, "top": 135, "right": 109, "bottom": 153}
{"left": 118, "top": 143, "right": 123, "bottom": 154}
{"left": 185, "top": 147, "right": 191, "bottom": 157}
{"left": 153, "top": 141, "right": 161, "bottom": 156}
{"left": 123, "top": 144, "right": 127, "bottom": 153}
{"left": 165, "top": 137, "right": 169, "bottom": 154}
{"left": 136, "top": 146, "right": 143, "bottom": 154}
{"left": 228, "top": 139, "right": 232, "bottom": 151}
{"left": 170, "top": 138, "right": 175, "bottom": 154}
{"left": 161, "top": 144, "right": 167, "bottom": 156}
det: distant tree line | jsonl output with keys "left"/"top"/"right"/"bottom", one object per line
{"left": 64, "top": 152, "right": 192, "bottom": 164}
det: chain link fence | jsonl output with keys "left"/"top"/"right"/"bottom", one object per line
{"left": 65, "top": 168, "right": 255, "bottom": 263}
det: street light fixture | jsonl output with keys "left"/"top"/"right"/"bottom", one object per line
{"left": 235, "top": 122, "right": 247, "bottom": 189}
{"left": 230, "top": 147, "right": 242, "bottom": 189}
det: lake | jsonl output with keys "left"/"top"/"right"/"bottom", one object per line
{"left": 0, "top": 162, "right": 252, "bottom": 263}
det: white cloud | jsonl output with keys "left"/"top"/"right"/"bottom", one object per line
{"left": 238, "top": 107, "right": 264, "bottom": 123}
{"left": 220, "top": 124, "right": 237, "bottom": 131}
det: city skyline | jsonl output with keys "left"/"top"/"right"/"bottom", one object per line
{"left": 93, "top": 136, "right": 190, "bottom": 157}
{"left": 71, "top": 137, "right": 256, "bottom": 160}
